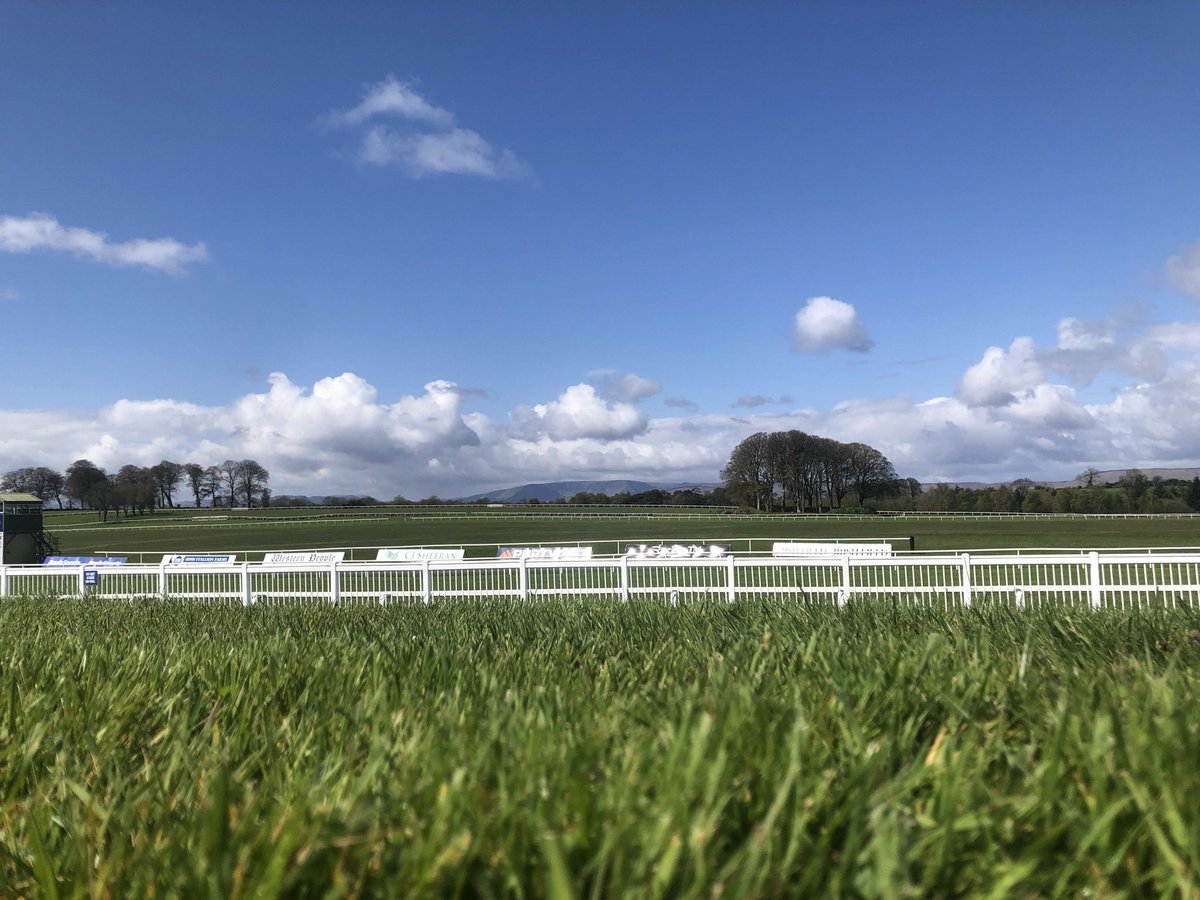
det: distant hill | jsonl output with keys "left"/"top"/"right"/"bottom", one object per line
{"left": 457, "top": 480, "right": 722, "bottom": 503}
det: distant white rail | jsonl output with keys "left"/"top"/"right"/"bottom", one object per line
{"left": 3, "top": 551, "right": 1200, "bottom": 609}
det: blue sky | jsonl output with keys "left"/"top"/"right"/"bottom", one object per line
{"left": 3, "top": 3, "right": 1199, "bottom": 497}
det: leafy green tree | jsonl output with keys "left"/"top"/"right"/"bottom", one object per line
{"left": 66, "top": 459, "right": 107, "bottom": 510}
{"left": 1188, "top": 477, "right": 1200, "bottom": 512}
{"left": 151, "top": 460, "right": 184, "bottom": 508}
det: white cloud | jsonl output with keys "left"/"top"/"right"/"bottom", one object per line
{"left": 510, "top": 384, "right": 648, "bottom": 441}
{"left": 792, "top": 296, "right": 873, "bottom": 353}
{"left": 326, "top": 76, "right": 530, "bottom": 180}
{"left": 360, "top": 126, "right": 530, "bottom": 179}
{"left": 325, "top": 76, "right": 454, "bottom": 128}
{"left": 1165, "top": 240, "right": 1200, "bottom": 299}
{"left": 0, "top": 287, "right": 18, "bottom": 301}
{"left": 0, "top": 212, "right": 208, "bottom": 275}
{"left": 957, "top": 337, "right": 1044, "bottom": 406}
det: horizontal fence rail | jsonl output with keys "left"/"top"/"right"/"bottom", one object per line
{"left": 4, "top": 551, "right": 1200, "bottom": 610}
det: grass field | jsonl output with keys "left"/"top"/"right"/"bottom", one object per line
{"left": 41, "top": 505, "right": 1200, "bottom": 560}
{"left": 8, "top": 510, "right": 1200, "bottom": 895}
{"left": 2, "top": 598, "right": 1199, "bottom": 896}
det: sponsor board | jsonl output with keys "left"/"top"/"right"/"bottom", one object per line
{"left": 497, "top": 546, "right": 594, "bottom": 561}
{"left": 162, "top": 554, "right": 237, "bottom": 565}
{"left": 261, "top": 551, "right": 346, "bottom": 565}
{"left": 377, "top": 548, "right": 465, "bottom": 562}
{"left": 624, "top": 544, "right": 728, "bottom": 560}
{"left": 772, "top": 541, "right": 893, "bottom": 558}
{"left": 44, "top": 556, "right": 128, "bottom": 567}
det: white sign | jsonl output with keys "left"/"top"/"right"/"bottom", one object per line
{"left": 162, "top": 554, "right": 237, "bottom": 565}
{"left": 261, "top": 551, "right": 345, "bottom": 565}
{"left": 772, "top": 542, "right": 893, "bottom": 558}
{"left": 497, "top": 546, "right": 593, "bottom": 560}
{"left": 624, "top": 544, "right": 727, "bottom": 560}
{"left": 376, "top": 548, "right": 465, "bottom": 562}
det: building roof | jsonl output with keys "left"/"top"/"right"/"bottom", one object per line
{"left": 0, "top": 493, "right": 43, "bottom": 504}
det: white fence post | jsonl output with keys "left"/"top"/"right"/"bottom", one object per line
{"left": 519, "top": 556, "right": 529, "bottom": 602}
{"left": 960, "top": 553, "right": 972, "bottom": 607}
{"left": 78, "top": 565, "right": 87, "bottom": 598}
{"left": 422, "top": 558, "right": 432, "bottom": 606}
{"left": 840, "top": 556, "right": 852, "bottom": 608}
{"left": 1089, "top": 551, "right": 1103, "bottom": 609}
{"left": 241, "top": 562, "right": 252, "bottom": 607}
{"left": 620, "top": 555, "right": 630, "bottom": 602}
{"left": 0, "top": 564, "right": 7, "bottom": 599}
{"left": 330, "top": 562, "right": 341, "bottom": 606}
{"left": 726, "top": 555, "right": 736, "bottom": 603}
{"left": 158, "top": 561, "right": 168, "bottom": 597}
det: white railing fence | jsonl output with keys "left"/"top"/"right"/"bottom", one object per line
{"left": 3, "top": 551, "right": 1200, "bottom": 610}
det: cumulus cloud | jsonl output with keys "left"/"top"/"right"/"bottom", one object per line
{"left": 0, "top": 212, "right": 208, "bottom": 275}
{"left": 792, "top": 296, "right": 873, "bottom": 353}
{"left": 326, "top": 75, "right": 530, "bottom": 180}
{"left": 510, "top": 384, "right": 648, "bottom": 441}
{"left": 5, "top": 332, "right": 1200, "bottom": 499}
{"left": 957, "top": 337, "right": 1044, "bottom": 406}
{"left": 1165, "top": 240, "right": 1200, "bottom": 299}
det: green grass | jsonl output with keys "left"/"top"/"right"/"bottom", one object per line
{"left": 41, "top": 506, "right": 1200, "bottom": 560}
{"left": 2, "top": 598, "right": 1200, "bottom": 896}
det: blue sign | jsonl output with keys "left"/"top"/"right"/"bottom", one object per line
{"left": 83, "top": 569, "right": 99, "bottom": 586}
{"left": 43, "top": 556, "right": 128, "bottom": 567}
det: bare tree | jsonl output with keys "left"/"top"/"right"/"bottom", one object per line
{"left": 184, "top": 463, "right": 205, "bottom": 508}
{"left": 202, "top": 465, "right": 224, "bottom": 507}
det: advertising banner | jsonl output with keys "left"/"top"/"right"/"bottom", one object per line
{"left": 161, "top": 554, "right": 237, "bottom": 565}
{"left": 497, "top": 546, "right": 594, "bottom": 561}
{"left": 772, "top": 542, "right": 893, "bottom": 558}
{"left": 261, "top": 551, "right": 345, "bottom": 565}
{"left": 376, "top": 548, "right": 466, "bottom": 562}
{"left": 623, "top": 544, "right": 727, "bottom": 560}
{"left": 44, "top": 556, "right": 128, "bottom": 567}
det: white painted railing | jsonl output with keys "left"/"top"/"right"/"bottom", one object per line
{"left": 4, "top": 551, "right": 1200, "bottom": 609}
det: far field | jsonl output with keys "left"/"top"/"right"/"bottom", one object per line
{"left": 41, "top": 505, "right": 1200, "bottom": 561}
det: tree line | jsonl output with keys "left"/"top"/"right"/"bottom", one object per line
{"left": 1, "top": 459, "right": 270, "bottom": 520}
{"left": 720, "top": 430, "right": 911, "bottom": 512}
{"left": 896, "top": 471, "right": 1200, "bottom": 515}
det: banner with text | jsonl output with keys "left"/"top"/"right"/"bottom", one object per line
{"left": 772, "top": 542, "right": 893, "bottom": 558}
{"left": 261, "top": 551, "right": 346, "bottom": 565}
{"left": 497, "top": 546, "right": 593, "bottom": 561}
{"left": 377, "top": 548, "right": 466, "bottom": 562}
{"left": 44, "top": 556, "right": 128, "bottom": 567}
{"left": 624, "top": 544, "right": 728, "bottom": 560}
